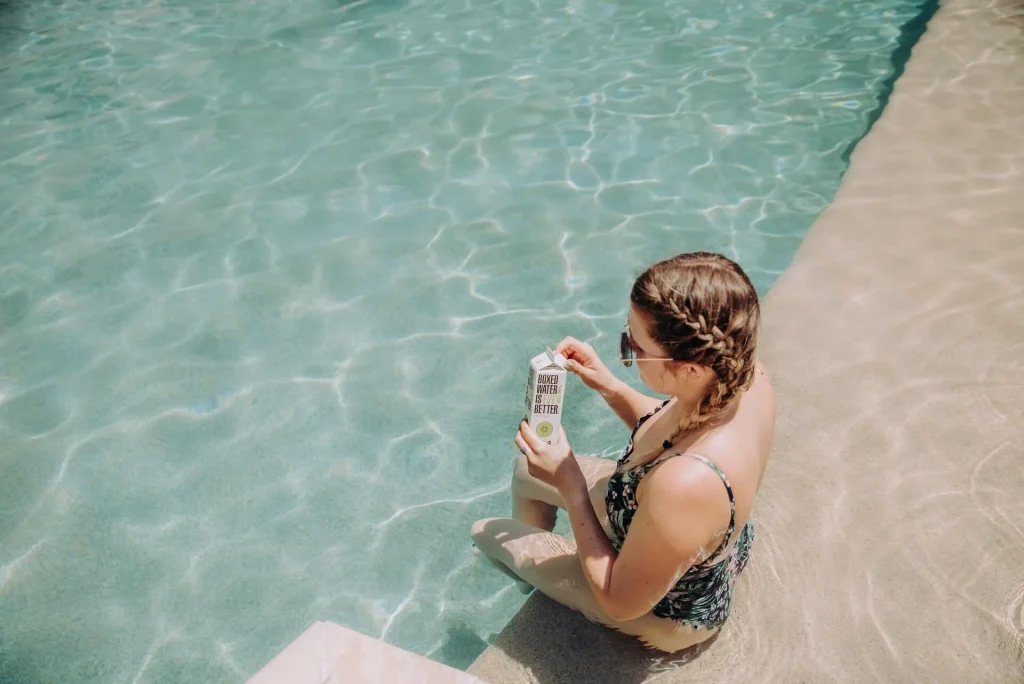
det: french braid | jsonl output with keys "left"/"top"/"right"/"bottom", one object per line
{"left": 620, "top": 252, "right": 760, "bottom": 471}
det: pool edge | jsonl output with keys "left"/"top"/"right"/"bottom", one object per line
{"left": 838, "top": 0, "right": 941, "bottom": 167}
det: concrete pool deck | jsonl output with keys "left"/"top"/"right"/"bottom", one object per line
{"left": 468, "top": 0, "right": 1024, "bottom": 681}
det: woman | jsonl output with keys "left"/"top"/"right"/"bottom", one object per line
{"left": 470, "top": 251, "right": 776, "bottom": 652}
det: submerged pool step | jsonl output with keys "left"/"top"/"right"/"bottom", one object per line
{"left": 247, "top": 621, "right": 488, "bottom": 684}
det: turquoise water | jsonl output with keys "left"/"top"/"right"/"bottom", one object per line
{"left": 0, "top": 0, "right": 927, "bottom": 680}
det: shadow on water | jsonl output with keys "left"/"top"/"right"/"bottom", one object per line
{"left": 0, "top": 629, "right": 46, "bottom": 684}
{"left": 435, "top": 622, "right": 493, "bottom": 670}
{"left": 469, "top": 515, "right": 721, "bottom": 682}
{"left": 0, "top": 0, "right": 25, "bottom": 46}
{"left": 839, "top": 0, "right": 941, "bottom": 166}
{"left": 331, "top": 0, "right": 411, "bottom": 13}
{"left": 265, "top": 0, "right": 412, "bottom": 43}
{"left": 472, "top": 591, "right": 721, "bottom": 684}
{"left": 995, "top": 0, "right": 1024, "bottom": 32}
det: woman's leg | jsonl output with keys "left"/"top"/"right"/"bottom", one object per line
{"left": 472, "top": 454, "right": 715, "bottom": 652}
{"left": 473, "top": 454, "right": 615, "bottom": 594}
{"left": 469, "top": 516, "right": 716, "bottom": 653}
{"left": 510, "top": 453, "right": 615, "bottom": 534}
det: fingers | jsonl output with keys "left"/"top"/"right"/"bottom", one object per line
{"left": 556, "top": 337, "right": 597, "bottom": 371}
{"left": 554, "top": 337, "right": 578, "bottom": 356}
{"left": 564, "top": 358, "right": 592, "bottom": 378}
{"left": 518, "top": 420, "right": 544, "bottom": 452}
{"left": 556, "top": 336, "right": 591, "bottom": 360}
{"left": 514, "top": 432, "right": 530, "bottom": 456}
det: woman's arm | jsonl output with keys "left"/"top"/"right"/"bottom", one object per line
{"left": 598, "top": 377, "right": 665, "bottom": 429}
{"left": 557, "top": 459, "right": 720, "bottom": 622}
{"left": 554, "top": 336, "right": 662, "bottom": 428}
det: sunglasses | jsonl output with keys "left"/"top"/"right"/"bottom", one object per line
{"left": 620, "top": 323, "right": 674, "bottom": 368}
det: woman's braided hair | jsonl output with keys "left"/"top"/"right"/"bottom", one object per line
{"left": 622, "top": 252, "right": 760, "bottom": 470}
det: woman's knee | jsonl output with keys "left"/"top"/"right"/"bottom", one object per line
{"left": 470, "top": 516, "right": 497, "bottom": 542}
{"left": 469, "top": 516, "right": 537, "bottom": 563}
{"left": 512, "top": 452, "right": 536, "bottom": 488}
{"left": 512, "top": 454, "right": 563, "bottom": 505}
{"left": 512, "top": 452, "right": 529, "bottom": 480}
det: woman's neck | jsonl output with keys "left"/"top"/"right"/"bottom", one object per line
{"left": 669, "top": 385, "right": 736, "bottom": 444}
{"left": 671, "top": 376, "right": 713, "bottom": 418}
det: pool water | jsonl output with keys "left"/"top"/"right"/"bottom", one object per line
{"left": 0, "top": 0, "right": 929, "bottom": 680}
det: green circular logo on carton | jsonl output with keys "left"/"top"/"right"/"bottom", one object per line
{"left": 536, "top": 422, "right": 554, "bottom": 438}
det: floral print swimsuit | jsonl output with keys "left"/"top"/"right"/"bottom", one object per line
{"left": 605, "top": 400, "right": 754, "bottom": 630}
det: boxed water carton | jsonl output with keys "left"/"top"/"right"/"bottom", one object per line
{"left": 524, "top": 348, "right": 567, "bottom": 445}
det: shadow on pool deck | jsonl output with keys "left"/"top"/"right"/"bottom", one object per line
{"left": 471, "top": 594, "right": 722, "bottom": 684}
{"left": 469, "top": 0, "right": 1024, "bottom": 681}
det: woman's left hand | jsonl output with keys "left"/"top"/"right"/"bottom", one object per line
{"left": 515, "top": 422, "right": 584, "bottom": 493}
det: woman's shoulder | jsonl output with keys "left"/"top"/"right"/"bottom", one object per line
{"left": 638, "top": 454, "right": 731, "bottom": 528}
{"left": 653, "top": 407, "right": 769, "bottom": 496}
{"left": 743, "top": 358, "right": 776, "bottom": 420}
{"left": 645, "top": 453, "right": 725, "bottom": 493}
{"left": 752, "top": 359, "right": 775, "bottom": 398}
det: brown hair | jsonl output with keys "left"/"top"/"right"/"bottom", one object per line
{"left": 622, "top": 251, "right": 760, "bottom": 469}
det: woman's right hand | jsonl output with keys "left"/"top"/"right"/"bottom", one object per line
{"left": 555, "top": 336, "right": 617, "bottom": 395}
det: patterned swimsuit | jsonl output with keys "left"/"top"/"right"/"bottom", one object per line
{"left": 605, "top": 400, "right": 754, "bottom": 629}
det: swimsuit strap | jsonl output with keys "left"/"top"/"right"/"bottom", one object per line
{"left": 631, "top": 399, "right": 671, "bottom": 436}
{"left": 617, "top": 399, "right": 672, "bottom": 465}
{"left": 644, "top": 451, "right": 738, "bottom": 565}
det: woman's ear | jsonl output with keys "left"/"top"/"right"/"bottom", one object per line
{"left": 683, "top": 363, "right": 714, "bottom": 386}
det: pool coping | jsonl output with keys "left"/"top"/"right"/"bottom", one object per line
{"left": 467, "top": 0, "right": 1024, "bottom": 682}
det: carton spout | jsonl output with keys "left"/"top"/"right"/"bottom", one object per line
{"left": 546, "top": 347, "right": 568, "bottom": 369}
